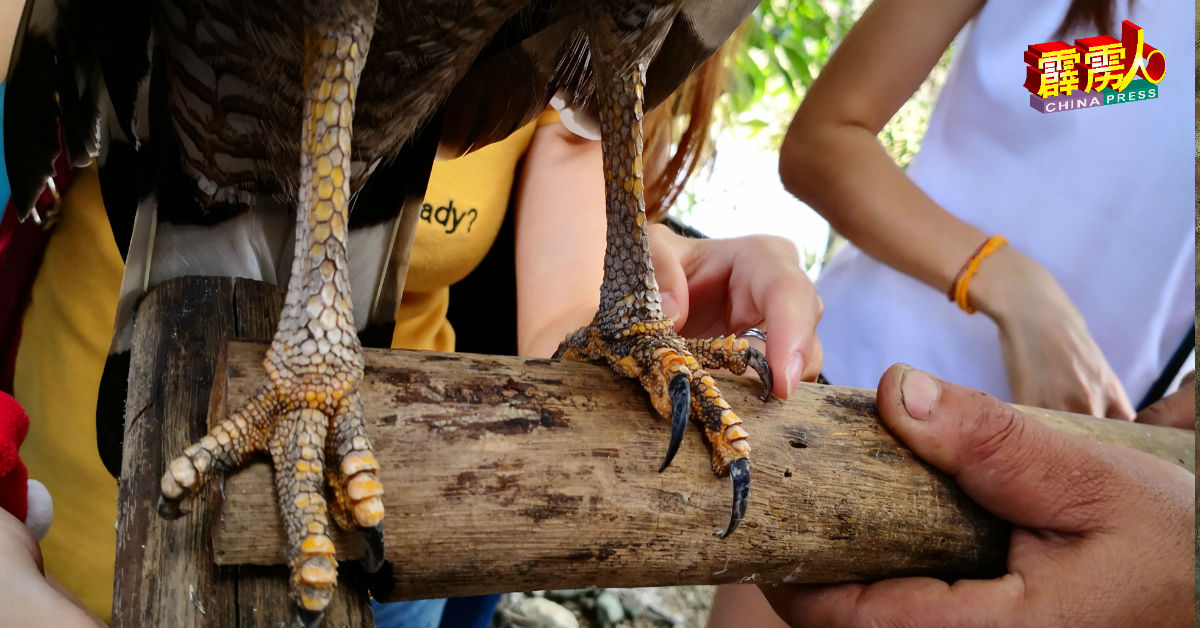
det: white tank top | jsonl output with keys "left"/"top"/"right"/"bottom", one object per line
{"left": 814, "top": 0, "right": 1195, "bottom": 403}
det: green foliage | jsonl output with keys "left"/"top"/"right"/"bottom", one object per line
{"left": 721, "top": 0, "right": 857, "bottom": 146}
{"left": 727, "top": 0, "right": 855, "bottom": 111}
{"left": 672, "top": 0, "right": 955, "bottom": 273}
{"left": 717, "top": 0, "right": 950, "bottom": 166}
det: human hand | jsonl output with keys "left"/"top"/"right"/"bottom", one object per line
{"left": 648, "top": 224, "right": 823, "bottom": 398}
{"left": 970, "top": 246, "right": 1135, "bottom": 419}
{"left": 0, "top": 509, "right": 102, "bottom": 627}
{"left": 759, "top": 364, "right": 1194, "bottom": 627}
{"left": 1136, "top": 371, "right": 1195, "bottom": 430}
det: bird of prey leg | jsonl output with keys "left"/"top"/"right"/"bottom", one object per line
{"left": 157, "top": 13, "right": 386, "bottom": 627}
{"left": 553, "top": 5, "right": 772, "bottom": 539}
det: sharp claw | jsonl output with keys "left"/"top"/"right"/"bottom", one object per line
{"left": 157, "top": 495, "right": 188, "bottom": 520}
{"left": 756, "top": 367, "right": 773, "bottom": 402}
{"left": 295, "top": 608, "right": 324, "bottom": 628}
{"left": 660, "top": 374, "right": 690, "bottom": 472}
{"left": 364, "top": 559, "right": 397, "bottom": 602}
{"left": 716, "top": 457, "right": 750, "bottom": 538}
{"left": 360, "top": 524, "right": 386, "bottom": 574}
{"left": 745, "top": 347, "right": 773, "bottom": 401}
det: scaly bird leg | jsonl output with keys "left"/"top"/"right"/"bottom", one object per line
{"left": 158, "top": 12, "right": 384, "bottom": 627}
{"left": 554, "top": 10, "right": 771, "bottom": 538}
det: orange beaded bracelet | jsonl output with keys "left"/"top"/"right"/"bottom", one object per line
{"left": 947, "top": 234, "right": 1007, "bottom": 314}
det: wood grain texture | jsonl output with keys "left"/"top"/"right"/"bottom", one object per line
{"left": 114, "top": 277, "right": 372, "bottom": 628}
{"left": 211, "top": 338, "right": 1194, "bottom": 601}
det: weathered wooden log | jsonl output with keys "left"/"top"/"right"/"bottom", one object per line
{"left": 113, "top": 277, "right": 373, "bottom": 628}
{"left": 211, "top": 339, "right": 1194, "bottom": 601}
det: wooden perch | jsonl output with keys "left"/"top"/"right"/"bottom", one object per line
{"left": 114, "top": 278, "right": 373, "bottom": 628}
{"left": 211, "top": 341, "right": 1194, "bottom": 601}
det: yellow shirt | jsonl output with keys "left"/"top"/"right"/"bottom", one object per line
{"left": 392, "top": 111, "right": 550, "bottom": 351}
{"left": 12, "top": 110, "right": 556, "bottom": 620}
{"left": 14, "top": 165, "right": 122, "bottom": 621}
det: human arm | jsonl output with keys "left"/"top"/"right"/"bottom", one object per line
{"left": 778, "top": 0, "right": 1134, "bottom": 419}
{"left": 0, "top": 509, "right": 104, "bottom": 627}
{"left": 514, "top": 122, "right": 822, "bottom": 397}
{"left": 513, "top": 122, "right": 609, "bottom": 359}
{"left": 1, "top": 0, "right": 23, "bottom": 73}
{"left": 759, "top": 363, "right": 1194, "bottom": 627}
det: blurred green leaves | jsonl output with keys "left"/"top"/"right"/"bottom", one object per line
{"left": 726, "top": 0, "right": 855, "bottom": 115}
{"left": 671, "top": 0, "right": 953, "bottom": 271}
{"left": 721, "top": 0, "right": 857, "bottom": 145}
{"left": 718, "top": 0, "right": 950, "bottom": 166}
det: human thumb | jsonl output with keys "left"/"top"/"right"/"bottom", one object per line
{"left": 875, "top": 364, "right": 1113, "bottom": 532}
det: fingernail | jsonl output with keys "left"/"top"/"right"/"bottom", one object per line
{"left": 786, "top": 354, "right": 805, "bottom": 392}
{"left": 900, "top": 368, "right": 939, "bottom": 420}
{"left": 660, "top": 293, "right": 680, "bottom": 321}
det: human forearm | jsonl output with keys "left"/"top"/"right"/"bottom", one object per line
{"left": 784, "top": 108, "right": 1132, "bottom": 417}
{"left": 513, "top": 122, "right": 608, "bottom": 359}
{"left": 5, "top": 579, "right": 104, "bottom": 628}
{"left": 778, "top": 0, "right": 1136, "bottom": 417}
{"left": 780, "top": 119, "right": 986, "bottom": 294}
{"left": 777, "top": 0, "right": 987, "bottom": 295}
{"left": 1, "top": 1, "right": 24, "bottom": 73}
{"left": 781, "top": 120, "right": 1074, "bottom": 326}
{"left": 518, "top": 304, "right": 597, "bottom": 359}
{"left": 0, "top": 512, "right": 104, "bottom": 628}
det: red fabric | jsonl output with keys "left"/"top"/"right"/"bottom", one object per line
{"left": 0, "top": 205, "right": 46, "bottom": 394}
{"left": 0, "top": 147, "right": 77, "bottom": 394}
{"left": 0, "top": 391, "right": 29, "bottom": 522}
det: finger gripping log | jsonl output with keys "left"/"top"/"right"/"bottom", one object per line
{"left": 210, "top": 338, "right": 1194, "bottom": 601}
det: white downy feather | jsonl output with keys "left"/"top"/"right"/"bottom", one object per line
{"left": 110, "top": 193, "right": 400, "bottom": 354}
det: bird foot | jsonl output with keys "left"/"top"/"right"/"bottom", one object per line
{"left": 158, "top": 367, "right": 387, "bottom": 616}
{"left": 554, "top": 321, "right": 771, "bottom": 537}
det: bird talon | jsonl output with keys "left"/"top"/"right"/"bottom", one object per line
{"left": 157, "top": 495, "right": 189, "bottom": 520}
{"left": 364, "top": 559, "right": 396, "bottom": 603}
{"left": 659, "top": 373, "right": 690, "bottom": 472}
{"left": 716, "top": 457, "right": 750, "bottom": 538}
{"left": 360, "top": 523, "right": 386, "bottom": 574}
{"left": 294, "top": 608, "right": 324, "bottom": 628}
{"left": 744, "top": 346, "right": 773, "bottom": 402}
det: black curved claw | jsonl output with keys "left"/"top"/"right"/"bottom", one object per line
{"left": 360, "top": 523, "right": 386, "bottom": 574}
{"left": 745, "top": 347, "right": 773, "bottom": 401}
{"left": 360, "top": 523, "right": 396, "bottom": 601}
{"left": 364, "top": 559, "right": 396, "bottom": 602}
{"left": 716, "top": 457, "right": 750, "bottom": 538}
{"left": 157, "top": 495, "right": 188, "bottom": 520}
{"left": 659, "top": 374, "right": 691, "bottom": 472}
{"left": 295, "top": 608, "right": 324, "bottom": 628}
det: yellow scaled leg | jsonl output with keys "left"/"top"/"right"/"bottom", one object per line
{"left": 158, "top": 18, "right": 384, "bottom": 628}
{"left": 553, "top": 8, "right": 773, "bottom": 538}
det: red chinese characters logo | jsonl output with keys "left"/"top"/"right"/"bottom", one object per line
{"left": 1024, "top": 20, "right": 1166, "bottom": 98}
